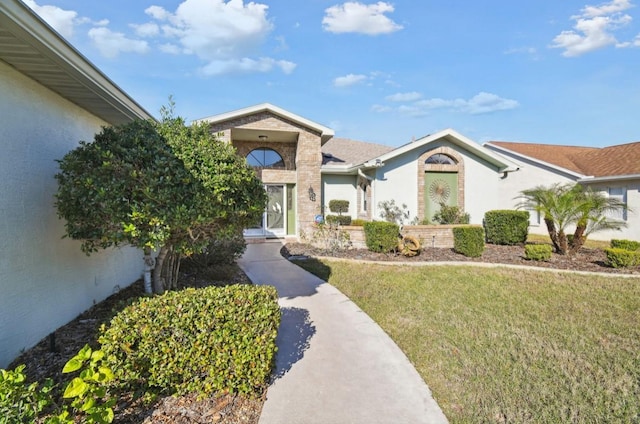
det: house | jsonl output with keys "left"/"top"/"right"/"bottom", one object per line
{"left": 0, "top": 0, "right": 152, "bottom": 367}
{"left": 201, "top": 103, "right": 638, "bottom": 243}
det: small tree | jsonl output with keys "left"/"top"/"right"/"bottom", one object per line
{"left": 432, "top": 202, "right": 470, "bottom": 225}
{"left": 518, "top": 183, "right": 627, "bottom": 255}
{"left": 55, "top": 107, "right": 266, "bottom": 293}
{"left": 378, "top": 200, "right": 412, "bottom": 225}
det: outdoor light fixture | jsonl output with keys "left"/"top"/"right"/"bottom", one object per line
{"left": 258, "top": 134, "right": 268, "bottom": 141}
{"left": 308, "top": 186, "right": 316, "bottom": 202}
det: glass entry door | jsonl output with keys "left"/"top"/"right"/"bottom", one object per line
{"left": 245, "top": 184, "right": 286, "bottom": 237}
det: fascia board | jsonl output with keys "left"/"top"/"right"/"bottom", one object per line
{"left": 485, "top": 142, "right": 586, "bottom": 179}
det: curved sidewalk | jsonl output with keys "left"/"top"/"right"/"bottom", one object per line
{"left": 238, "top": 241, "right": 448, "bottom": 424}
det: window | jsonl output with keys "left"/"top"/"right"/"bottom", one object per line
{"left": 425, "top": 153, "right": 457, "bottom": 165}
{"left": 246, "top": 148, "right": 285, "bottom": 168}
{"left": 361, "top": 184, "right": 367, "bottom": 212}
{"left": 607, "top": 187, "right": 627, "bottom": 221}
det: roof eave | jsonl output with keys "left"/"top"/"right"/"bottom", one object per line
{"left": 578, "top": 174, "right": 640, "bottom": 183}
{"left": 0, "top": 0, "right": 153, "bottom": 124}
{"left": 485, "top": 142, "right": 586, "bottom": 179}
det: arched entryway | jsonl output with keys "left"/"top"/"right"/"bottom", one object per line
{"left": 417, "top": 147, "right": 464, "bottom": 222}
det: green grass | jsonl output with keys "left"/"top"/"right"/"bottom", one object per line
{"left": 526, "top": 233, "right": 611, "bottom": 250}
{"left": 293, "top": 260, "right": 640, "bottom": 423}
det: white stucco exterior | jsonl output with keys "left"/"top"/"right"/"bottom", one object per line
{"left": 322, "top": 174, "right": 358, "bottom": 218}
{"left": 0, "top": 61, "right": 144, "bottom": 368}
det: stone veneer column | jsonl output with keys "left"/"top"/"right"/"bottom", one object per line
{"left": 295, "top": 131, "right": 322, "bottom": 236}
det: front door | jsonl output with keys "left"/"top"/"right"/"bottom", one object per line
{"left": 245, "top": 184, "right": 286, "bottom": 237}
{"left": 424, "top": 172, "right": 458, "bottom": 222}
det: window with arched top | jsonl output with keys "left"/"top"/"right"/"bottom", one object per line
{"left": 246, "top": 148, "right": 285, "bottom": 168}
{"left": 425, "top": 153, "right": 457, "bottom": 165}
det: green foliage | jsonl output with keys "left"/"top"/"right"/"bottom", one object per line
{"left": 350, "top": 219, "right": 367, "bottom": 226}
{"left": 51, "top": 345, "right": 116, "bottom": 424}
{"left": 432, "top": 202, "right": 470, "bottom": 225}
{"left": 309, "top": 222, "right": 352, "bottom": 253}
{"left": 363, "top": 221, "right": 399, "bottom": 253}
{"left": 524, "top": 244, "right": 553, "bottom": 261}
{"left": 325, "top": 214, "right": 352, "bottom": 226}
{"left": 328, "top": 200, "right": 349, "bottom": 214}
{"left": 610, "top": 239, "right": 640, "bottom": 251}
{"left": 518, "top": 183, "right": 628, "bottom": 255}
{"left": 378, "top": 200, "right": 412, "bottom": 225}
{"left": 453, "top": 226, "right": 485, "bottom": 257}
{"left": 183, "top": 230, "right": 247, "bottom": 269}
{"left": 0, "top": 365, "right": 52, "bottom": 423}
{"left": 99, "top": 285, "right": 280, "bottom": 397}
{"left": 484, "top": 210, "right": 529, "bottom": 245}
{"left": 55, "top": 102, "right": 266, "bottom": 292}
{"left": 604, "top": 248, "right": 640, "bottom": 268}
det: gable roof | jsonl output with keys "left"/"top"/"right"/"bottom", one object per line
{"left": 486, "top": 140, "right": 640, "bottom": 179}
{"left": 195, "top": 103, "right": 335, "bottom": 144}
{"left": 322, "top": 137, "right": 394, "bottom": 166}
{"left": 0, "top": 0, "right": 152, "bottom": 124}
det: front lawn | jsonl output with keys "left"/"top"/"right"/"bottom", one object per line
{"left": 293, "top": 259, "right": 640, "bottom": 423}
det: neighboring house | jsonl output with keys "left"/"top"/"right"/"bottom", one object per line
{"left": 485, "top": 141, "right": 640, "bottom": 240}
{"left": 0, "top": 0, "right": 152, "bottom": 367}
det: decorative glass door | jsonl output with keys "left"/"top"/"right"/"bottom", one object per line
{"left": 244, "top": 184, "right": 286, "bottom": 236}
{"left": 424, "top": 172, "right": 458, "bottom": 222}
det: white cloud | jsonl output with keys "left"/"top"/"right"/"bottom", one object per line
{"left": 200, "top": 57, "right": 296, "bottom": 76}
{"left": 386, "top": 92, "right": 422, "bottom": 102}
{"left": 23, "top": 0, "right": 79, "bottom": 39}
{"left": 333, "top": 73, "right": 368, "bottom": 87}
{"left": 323, "top": 2, "right": 403, "bottom": 35}
{"left": 371, "top": 104, "right": 392, "bottom": 113}
{"left": 388, "top": 92, "right": 519, "bottom": 116}
{"left": 159, "top": 43, "right": 182, "bottom": 54}
{"left": 88, "top": 27, "right": 150, "bottom": 58}
{"left": 551, "top": 0, "right": 636, "bottom": 56}
{"left": 132, "top": 22, "right": 160, "bottom": 37}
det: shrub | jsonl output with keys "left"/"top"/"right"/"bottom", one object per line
{"left": 184, "top": 231, "right": 247, "bottom": 268}
{"left": 309, "top": 222, "right": 351, "bottom": 253}
{"left": 453, "top": 226, "right": 485, "bottom": 257}
{"left": 363, "top": 221, "right": 399, "bottom": 253}
{"left": 325, "top": 214, "right": 352, "bottom": 226}
{"left": 433, "top": 203, "right": 470, "bottom": 225}
{"left": 484, "top": 210, "right": 530, "bottom": 245}
{"left": 378, "top": 200, "right": 411, "bottom": 225}
{"left": 350, "top": 219, "right": 367, "bottom": 226}
{"left": 0, "top": 365, "right": 52, "bottom": 423}
{"left": 99, "top": 285, "right": 280, "bottom": 397}
{"left": 524, "top": 244, "right": 553, "bottom": 261}
{"left": 604, "top": 248, "right": 640, "bottom": 268}
{"left": 610, "top": 239, "right": 640, "bottom": 251}
{"left": 328, "top": 200, "right": 349, "bottom": 215}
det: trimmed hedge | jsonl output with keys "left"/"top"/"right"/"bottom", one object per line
{"left": 525, "top": 244, "right": 552, "bottom": 261}
{"left": 363, "top": 221, "right": 399, "bottom": 253}
{"left": 610, "top": 239, "right": 640, "bottom": 251}
{"left": 484, "top": 210, "right": 530, "bottom": 245}
{"left": 326, "top": 214, "right": 352, "bottom": 226}
{"left": 604, "top": 248, "right": 640, "bottom": 268}
{"left": 350, "top": 219, "right": 367, "bottom": 226}
{"left": 99, "top": 285, "right": 280, "bottom": 397}
{"left": 453, "top": 226, "right": 485, "bottom": 257}
{"left": 328, "top": 199, "right": 349, "bottom": 214}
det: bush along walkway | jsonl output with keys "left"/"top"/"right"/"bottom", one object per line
{"left": 238, "top": 241, "right": 449, "bottom": 424}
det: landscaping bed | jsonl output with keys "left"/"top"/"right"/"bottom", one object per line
{"left": 282, "top": 242, "right": 640, "bottom": 275}
{"left": 9, "top": 265, "right": 264, "bottom": 424}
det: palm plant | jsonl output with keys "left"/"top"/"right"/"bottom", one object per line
{"left": 518, "top": 183, "right": 627, "bottom": 255}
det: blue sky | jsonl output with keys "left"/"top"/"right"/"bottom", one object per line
{"left": 24, "top": 0, "right": 640, "bottom": 147}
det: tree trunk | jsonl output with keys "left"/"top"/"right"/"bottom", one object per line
{"left": 544, "top": 218, "right": 563, "bottom": 254}
{"left": 153, "top": 245, "right": 169, "bottom": 294}
{"left": 569, "top": 224, "right": 587, "bottom": 255}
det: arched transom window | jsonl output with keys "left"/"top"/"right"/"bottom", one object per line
{"left": 425, "top": 153, "right": 457, "bottom": 165}
{"left": 246, "top": 148, "right": 285, "bottom": 168}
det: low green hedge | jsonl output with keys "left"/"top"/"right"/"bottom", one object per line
{"left": 610, "top": 239, "right": 640, "bottom": 251}
{"left": 350, "top": 219, "right": 367, "bottom": 226}
{"left": 453, "top": 226, "right": 485, "bottom": 258}
{"left": 99, "top": 285, "right": 280, "bottom": 397}
{"left": 604, "top": 248, "right": 640, "bottom": 268}
{"left": 363, "top": 221, "right": 399, "bottom": 253}
{"left": 325, "top": 214, "right": 352, "bottom": 226}
{"left": 484, "top": 210, "right": 529, "bottom": 245}
{"left": 524, "top": 244, "right": 552, "bottom": 261}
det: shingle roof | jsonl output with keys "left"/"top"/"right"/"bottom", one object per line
{"left": 487, "top": 141, "right": 640, "bottom": 177}
{"left": 322, "top": 137, "right": 394, "bottom": 166}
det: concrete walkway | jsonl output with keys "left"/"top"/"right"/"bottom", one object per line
{"left": 238, "top": 241, "right": 448, "bottom": 424}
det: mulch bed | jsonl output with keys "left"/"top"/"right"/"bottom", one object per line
{"left": 281, "top": 242, "right": 640, "bottom": 275}
{"left": 9, "top": 264, "right": 264, "bottom": 424}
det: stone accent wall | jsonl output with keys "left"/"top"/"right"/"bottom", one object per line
{"left": 417, "top": 147, "right": 465, "bottom": 221}
{"left": 233, "top": 140, "right": 297, "bottom": 171}
{"left": 341, "top": 225, "right": 458, "bottom": 249}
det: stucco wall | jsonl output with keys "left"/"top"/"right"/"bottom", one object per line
{"left": 322, "top": 174, "right": 357, "bottom": 218}
{"left": 581, "top": 180, "right": 640, "bottom": 241}
{"left": 0, "top": 62, "right": 143, "bottom": 368}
